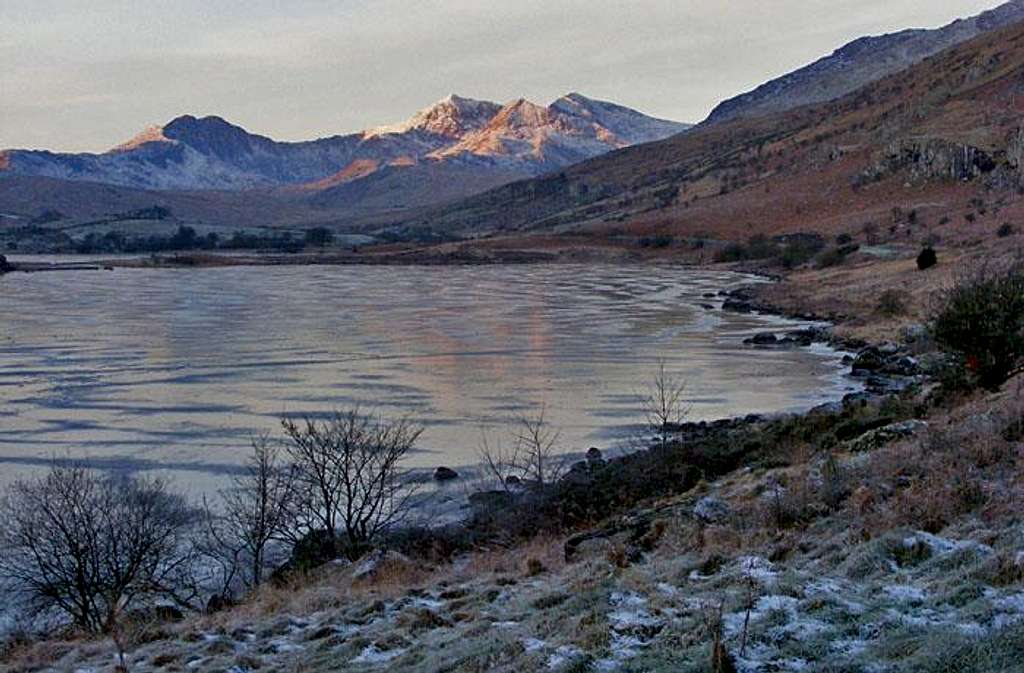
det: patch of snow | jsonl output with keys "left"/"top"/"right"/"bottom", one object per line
{"left": 830, "top": 638, "right": 868, "bottom": 657}
{"left": 734, "top": 645, "right": 810, "bottom": 673}
{"left": 410, "top": 596, "right": 445, "bottom": 610}
{"left": 902, "top": 531, "right": 993, "bottom": 556}
{"left": 992, "top": 592, "right": 1024, "bottom": 630}
{"left": 609, "top": 591, "right": 647, "bottom": 609}
{"left": 805, "top": 578, "right": 867, "bottom": 615}
{"left": 522, "top": 637, "right": 547, "bottom": 652}
{"left": 724, "top": 595, "right": 799, "bottom": 637}
{"left": 655, "top": 582, "right": 679, "bottom": 597}
{"left": 956, "top": 621, "right": 987, "bottom": 637}
{"left": 267, "top": 637, "right": 304, "bottom": 653}
{"left": 546, "top": 645, "right": 584, "bottom": 669}
{"left": 352, "top": 644, "right": 405, "bottom": 664}
{"left": 492, "top": 620, "right": 519, "bottom": 628}
{"left": 605, "top": 591, "right": 664, "bottom": 663}
{"left": 738, "top": 556, "right": 778, "bottom": 584}
{"left": 882, "top": 584, "right": 926, "bottom": 604}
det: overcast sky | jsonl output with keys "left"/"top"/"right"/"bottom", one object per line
{"left": 0, "top": 0, "right": 1004, "bottom": 152}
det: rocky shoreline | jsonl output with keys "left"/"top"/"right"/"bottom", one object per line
{"left": 720, "top": 285, "right": 932, "bottom": 398}
{"left": 448, "top": 281, "right": 937, "bottom": 557}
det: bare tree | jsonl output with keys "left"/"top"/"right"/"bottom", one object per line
{"left": 0, "top": 463, "right": 195, "bottom": 634}
{"left": 282, "top": 409, "right": 422, "bottom": 558}
{"left": 200, "top": 435, "right": 297, "bottom": 594}
{"left": 639, "top": 362, "right": 690, "bottom": 449}
{"left": 477, "top": 429, "right": 522, "bottom": 493}
{"left": 478, "top": 406, "right": 569, "bottom": 490}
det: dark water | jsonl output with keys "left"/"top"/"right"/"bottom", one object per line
{"left": 0, "top": 263, "right": 856, "bottom": 494}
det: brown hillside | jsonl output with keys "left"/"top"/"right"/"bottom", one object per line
{"left": 401, "top": 19, "right": 1024, "bottom": 247}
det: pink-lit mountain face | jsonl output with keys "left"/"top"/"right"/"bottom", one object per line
{"left": 0, "top": 94, "right": 690, "bottom": 194}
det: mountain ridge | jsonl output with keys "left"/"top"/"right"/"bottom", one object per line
{"left": 706, "top": 0, "right": 1024, "bottom": 124}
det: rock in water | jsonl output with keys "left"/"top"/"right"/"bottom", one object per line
{"left": 433, "top": 466, "right": 459, "bottom": 482}
{"left": 745, "top": 332, "right": 779, "bottom": 346}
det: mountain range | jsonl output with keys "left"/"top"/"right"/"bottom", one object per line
{"left": 0, "top": 94, "right": 687, "bottom": 209}
{"left": 2, "top": 1, "right": 1024, "bottom": 248}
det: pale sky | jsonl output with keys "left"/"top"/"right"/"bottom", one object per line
{"left": 0, "top": 0, "right": 1004, "bottom": 152}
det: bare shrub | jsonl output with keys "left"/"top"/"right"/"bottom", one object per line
{"left": 478, "top": 406, "right": 569, "bottom": 490}
{"left": 876, "top": 289, "right": 907, "bottom": 317}
{"left": 0, "top": 464, "right": 195, "bottom": 633}
{"left": 199, "top": 435, "right": 298, "bottom": 595}
{"left": 639, "top": 362, "right": 690, "bottom": 449}
{"left": 281, "top": 409, "right": 422, "bottom": 559}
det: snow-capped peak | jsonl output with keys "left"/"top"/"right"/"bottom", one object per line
{"left": 364, "top": 94, "right": 502, "bottom": 139}
{"left": 109, "top": 125, "right": 173, "bottom": 153}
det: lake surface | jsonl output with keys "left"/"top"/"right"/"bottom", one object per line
{"left": 0, "top": 263, "right": 857, "bottom": 494}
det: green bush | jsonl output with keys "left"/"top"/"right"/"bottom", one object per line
{"left": 930, "top": 265, "right": 1024, "bottom": 390}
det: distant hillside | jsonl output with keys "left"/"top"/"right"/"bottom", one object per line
{"left": 393, "top": 15, "right": 1024, "bottom": 243}
{"left": 706, "top": 0, "right": 1024, "bottom": 124}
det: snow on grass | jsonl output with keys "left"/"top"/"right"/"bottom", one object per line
{"left": 991, "top": 592, "right": 1024, "bottom": 630}
{"left": 266, "top": 636, "right": 305, "bottom": 653}
{"left": 522, "top": 637, "right": 547, "bottom": 652}
{"left": 602, "top": 591, "right": 665, "bottom": 664}
{"left": 882, "top": 584, "right": 926, "bottom": 604}
{"left": 546, "top": 645, "right": 584, "bottom": 669}
{"left": 738, "top": 556, "right": 778, "bottom": 584}
{"left": 805, "top": 577, "right": 867, "bottom": 614}
{"left": 902, "top": 531, "right": 993, "bottom": 556}
{"left": 352, "top": 644, "right": 406, "bottom": 664}
{"left": 830, "top": 638, "right": 868, "bottom": 657}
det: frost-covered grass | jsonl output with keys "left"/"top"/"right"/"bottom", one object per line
{"left": 4, "top": 383, "right": 1023, "bottom": 673}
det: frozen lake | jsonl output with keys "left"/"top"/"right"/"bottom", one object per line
{"left": 0, "top": 262, "right": 856, "bottom": 494}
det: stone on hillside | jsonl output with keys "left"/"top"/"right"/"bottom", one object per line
{"left": 694, "top": 496, "right": 731, "bottom": 524}
{"left": 353, "top": 549, "right": 411, "bottom": 580}
{"left": 849, "top": 420, "right": 928, "bottom": 452}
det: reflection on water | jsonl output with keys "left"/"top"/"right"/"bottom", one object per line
{"left": 0, "top": 263, "right": 856, "bottom": 493}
